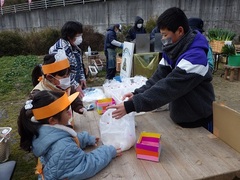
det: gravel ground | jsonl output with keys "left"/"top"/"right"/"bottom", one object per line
{"left": 212, "top": 62, "right": 240, "bottom": 111}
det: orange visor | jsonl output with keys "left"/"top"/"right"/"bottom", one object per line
{"left": 32, "top": 92, "right": 79, "bottom": 120}
{"left": 42, "top": 59, "right": 70, "bottom": 74}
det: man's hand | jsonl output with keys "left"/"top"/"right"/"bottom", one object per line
{"left": 122, "top": 92, "right": 134, "bottom": 101}
{"left": 106, "top": 103, "right": 127, "bottom": 119}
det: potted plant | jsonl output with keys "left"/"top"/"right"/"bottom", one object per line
{"left": 222, "top": 44, "right": 236, "bottom": 56}
{"left": 222, "top": 44, "right": 240, "bottom": 66}
{"left": 208, "top": 28, "right": 236, "bottom": 41}
{"left": 208, "top": 29, "right": 236, "bottom": 53}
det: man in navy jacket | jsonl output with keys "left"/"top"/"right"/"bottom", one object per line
{"left": 104, "top": 24, "right": 123, "bottom": 79}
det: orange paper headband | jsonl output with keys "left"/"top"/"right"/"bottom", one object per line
{"left": 32, "top": 92, "right": 79, "bottom": 120}
{"left": 42, "top": 59, "right": 70, "bottom": 74}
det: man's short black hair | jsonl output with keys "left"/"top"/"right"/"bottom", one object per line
{"left": 157, "top": 7, "right": 189, "bottom": 33}
{"left": 61, "top": 21, "right": 83, "bottom": 41}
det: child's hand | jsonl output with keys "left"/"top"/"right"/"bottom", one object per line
{"left": 95, "top": 137, "right": 100, "bottom": 146}
{"left": 116, "top": 148, "right": 122, "bottom": 157}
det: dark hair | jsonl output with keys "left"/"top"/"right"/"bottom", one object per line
{"left": 18, "top": 90, "right": 65, "bottom": 152}
{"left": 31, "top": 54, "right": 70, "bottom": 86}
{"left": 61, "top": 21, "right": 83, "bottom": 41}
{"left": 188, "top": 17, "right": 204, "bottom": 33}
{"left": 157, "top": 7, "right": 189, "bottom": 33}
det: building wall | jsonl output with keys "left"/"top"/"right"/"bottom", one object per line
{"left": 0, "top": 0, "right": 239, "bottom": 38}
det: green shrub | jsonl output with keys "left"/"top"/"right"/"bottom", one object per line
{"left": 25, "top": 28, "right": 61, "bottom": 55}
{"left": 145, "top": 15, "right": 158, "bottom": 33}
{"left": 81, "top": 25, "right": 105, "bottom": 52}
{"left": 0, "top": 31, "right": 26, "bottom": 57}
{"left": 3, "top": 0, "right": 25, "bottom": 6}
{"left": 0, "top": 27, "right": 104, "bottom": 56}
{"left": 116, "top": 24, "right": 132, "bottom": 42}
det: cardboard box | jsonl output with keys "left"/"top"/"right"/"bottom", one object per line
{"left": 94, "top": 59, "right": 103, "bottom": 71}
{"left": 116, "top": 57, "right": 122, "bottom": 72}
{"left": 213, "top": 101, "right": 240, "bottom": 153}
{"left": 96, "top": 98, "right": 115, "bottom": 115}
{"left": 136, "top": 131, "right": 161, "bottom": 162}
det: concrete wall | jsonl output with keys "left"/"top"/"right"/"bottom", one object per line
{"left": 0, "top": 0, "right": 240, "bottom": 38}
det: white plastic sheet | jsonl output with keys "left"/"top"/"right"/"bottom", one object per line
{"left": 82, "top": 88, "right": 106, "bottom": 102}
{"left": 103, "top": 76, "right": 147, "bottom": 104}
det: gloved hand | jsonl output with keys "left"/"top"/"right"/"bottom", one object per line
{"left": 120, "top": 43, "right": 124, "bottom": 49}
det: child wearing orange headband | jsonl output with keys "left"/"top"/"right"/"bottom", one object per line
{"left": 18, "top": 90, "right": 121, "bottom": 179}
{"left": 31, "top": 50, "right": 85, "bottom": 127}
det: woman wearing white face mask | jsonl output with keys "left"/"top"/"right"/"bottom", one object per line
{"left": 31, "top": 52, "right": 86, "bottom": 128}
{"left": 49, "top": 21, "right": 86, "bottom": 99}
{"left": 126, "top": 16, "right": 147, "bottom": 42}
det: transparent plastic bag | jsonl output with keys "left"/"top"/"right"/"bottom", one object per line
{"left": 99, "top": 109, "right": 136, "bottom": 151}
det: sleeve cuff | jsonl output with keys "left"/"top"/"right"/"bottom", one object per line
{"left": 132, "top": 92, "right": 137, "bottom": 95}
{"left": 124, "top": 100, "right": 135, "bottom": 114}
{"left": 73, "top": 81, "right": 79, "bottom": 89}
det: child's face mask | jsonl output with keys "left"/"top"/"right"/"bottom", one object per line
{"left": 58, "top": 77, "right": 71, "bottom": 90}
{"left": 51, "top": 75, "right": 71, "bottom": 90}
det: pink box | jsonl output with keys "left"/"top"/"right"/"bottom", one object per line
{"left": 136, "top": 132, "right": 161, "bottom": 162}
{"left": 96, "top": 98, "right": 115, "bottom": 115}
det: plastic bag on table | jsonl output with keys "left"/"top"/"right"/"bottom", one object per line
{"left": 99, "top": 109, "right": 136, "bottom": 151}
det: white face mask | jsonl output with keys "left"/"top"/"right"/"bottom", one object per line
{"left": 73, "top": 36, "right": 83, "bottom": 46}
{"left": 161, "top": 37, "right": 172, "bottom": 46}
{"left": 58, "top": 77, "right": 71, "bottom": 90}
{"left": 137, "top": 24, "right": 143, "bottom": 28}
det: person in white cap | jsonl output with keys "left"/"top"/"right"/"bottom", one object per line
{"left": 104, "top": 24, "right": 123, "bottom": 80}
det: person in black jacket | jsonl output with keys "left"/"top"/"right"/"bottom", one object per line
{"left": 107, "top": 7, "right": 215, "bottom": 133}
{"left": 104, "top": 24, "right": 123, "bottom": 80}
{"left": 126, "top": 16, "right": 146, "bottom": 42}
{"left": 150, "top": 26, "right": 163, "bottom": 52}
